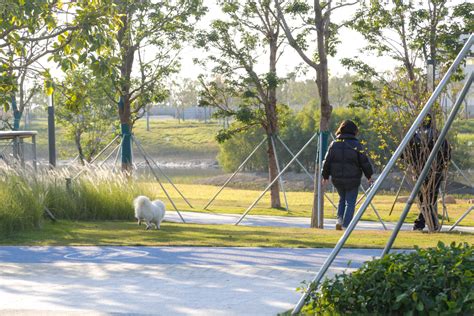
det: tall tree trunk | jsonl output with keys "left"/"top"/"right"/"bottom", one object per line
{"left": 118, "top": 95, "right": 132, "bottom": 172}
{"left": 267, "top": 134, "right": 281, "bottom": 208}
{"left": 117, "top": 8, "right": 135, "bottom": 172}
{"left": 311, "top": 3, "right": 332, "bottom": 228}
{"left": 265, "top": 31, "right": 281, "bottom": 209}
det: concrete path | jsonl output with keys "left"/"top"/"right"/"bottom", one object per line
{"left": 165, "top": 211, "right": 474, "bottom": 233}
{"left": 0, "top": 246, "right": 380, "bottom": 316}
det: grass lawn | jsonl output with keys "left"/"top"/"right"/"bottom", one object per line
{"left": 1, "top": 220, "right": 472, "bottom": 248}
{"left": 143, "top": 183, "right": 474, "bottom": 226}
{"left": 28, "top": 118, "right": 220, "bottom": 160}
{"left": 133, "top": 119, "right": 220, "bottom": 159}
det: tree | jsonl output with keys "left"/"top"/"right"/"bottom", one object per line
{"left": 1, "top": 0, "right": 118, "bottom": 129}
{"left": 196, "top": 0, "right": 290, "bottom": 208}
{"left": 343, "top": 0, "right": 472, "bottom": 232}
{"left": 110, "top": 0, "right": 205, "bottom": 171}
{"left": 55, "top": 69, "right": 116, "bottom": 165}
{"left": 274, "top": 0, "right": 359, "bottom": 227}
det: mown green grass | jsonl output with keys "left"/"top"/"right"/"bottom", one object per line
{"left": 143, "top": 183, "right": 474, "bottom": 226}
{"left": 133, "top": 119, "right": 220, "bottom": 158}
{"left": 1, "top": 220, "right": 472, "bottom": 248}
{"left": 28, "top": 118, "right": 221, "bottom": 160}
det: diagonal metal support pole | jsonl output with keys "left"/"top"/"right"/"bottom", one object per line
{"left": 72, "top": 135, "right": 121, "bottom": 180}
{"left": 133, "top": 137, "right": 193, "bottom": 209}
{"left": 133, "top": 136, "right": 186, "bottom": 223}
{"left": 291, "top": 34, "right": 473, "bottom": 315}
{"left": 98, "top": 141, "right": 122, "bottom": 168}
{"left": 360, "top": 185, "right": 387, "bottom": 230}
{"left": 382, "top": 72, "right": 472, "bottom": 255}
{"left": 448, "top": 206, "right": 474, "bottom": 232}
{"left": 277, "top": 135, "right": 313, "bottom": 180}
{"left": 203, "top": 137, "right": 267, "bottom": 210}
{"left": 271, "top": 136, "right": 289, "bottom": 211}
{"left": 277, "top": 135, "right": 337, "bottom": 210}
{"left": 133, "top": 135, "right": 193, "bottom": 208}
{"left": 236, "top": 132, "right": 319, "bottom": 225}
{"left": 112, "top": 136, "right": 123, "bottom": 172}
{"left": 389, "top": 172, "right": 407, "bottom": 216}
{"left": 451, "top": 160, "right": 473, "bottom": 187}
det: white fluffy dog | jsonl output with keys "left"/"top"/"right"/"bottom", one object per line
{"left": 133, "top": 196, "right": 166, "bottom": 230}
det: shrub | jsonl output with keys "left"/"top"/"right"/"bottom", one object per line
{"left": 302, "top": 242, "right": 474, "bottom": 315}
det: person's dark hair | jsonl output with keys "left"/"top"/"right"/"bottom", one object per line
{"left": 336, "top": 120, "right": 359, "bottom": 136}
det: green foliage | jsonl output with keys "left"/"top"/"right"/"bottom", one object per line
{"left": 302, "top": 242, "right": 474, "bottom": 315}
{"left": 0, "top": 0, "right": 119, "bottom": 108}
{"left": 196, "top": 0, "right": 286, "bottom": 143}
{"left": 217, "top": 106, "right": 400, "bottom": 172}
{"left": 54, "top": 68, "right": 116, "bottom": 163}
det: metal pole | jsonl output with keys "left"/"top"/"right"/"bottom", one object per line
{"left": 277, "top": 136, "right": 337, "bottom": 210}
{"left": 47, "top": 92, "right": 56, "bottom": 168}
{"left": 291, "top": 34, "right": 473, "bottom": 315}
{"left": 133, "top": 136, "right": 194, "bottom": 209}
{"left": 382, "top": 72, "right": 473, "bottom": 256}
{"left": 112, "top": 137, "right": 123, "bottom": 172}
{"left": 448, "top": 206, "right": 473, "bottom": 232}
{"left": 236, "top": 132, "right": 319, "bottom": 225}
{"left": 133, "top": 138, "right": 186, "bottom": 223}
{"left": 72, "top": 135, "right": 121, "bottom": 180}
{"left": 360, "top": 185, "right": 387, "bottom": 230}
{"left": 98, "top": 142, "right": 122, "bottom": 167}
{"left": 389, "top": 172, "right": 406, "bottom": 216}
{"left": 277, "top": 135, "right": 313, "bottom": 180}
{"left": 451, "top": 160, "right": 473, "bottom": 187}
{"left": 203, "top": 137, "right": 267, "bottom": 210}
{"left": 317, "top": 132, "right": 323, "bottom": 228}
{"left": 271, "top": 136, "right": 289, "bottom": 211}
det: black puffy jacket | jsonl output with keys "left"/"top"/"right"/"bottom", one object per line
{"left": 322, "top": 133, "right": 373, "bottom": 190}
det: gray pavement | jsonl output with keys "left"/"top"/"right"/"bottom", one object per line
{"left": 165, "top": 211, "right": 474, "bottom": 233}
{"left": 0, "top": 247, "right": 380, "bottom": 316}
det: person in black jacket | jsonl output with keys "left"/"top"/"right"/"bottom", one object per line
{"left": 322, "top": 120, "right": 374, "bottom": 230}
{"left": 403, "top": 114, "right": 451, "bottom": 231}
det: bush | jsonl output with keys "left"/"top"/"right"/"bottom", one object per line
{"left": 217, "top": 104, "right": 401, "bottom": 172}
{"left": 301, "top": 242, "right": 474, "bottom": 315}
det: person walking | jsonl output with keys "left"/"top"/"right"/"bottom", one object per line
{"left": 322, "top": 120, "right": 374, "bottom": 230}
{"left": 403, "top": 114, "right": 451, "bottom": 231}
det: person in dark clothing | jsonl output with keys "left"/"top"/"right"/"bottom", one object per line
{"left": 403, "top": 114, "right": 451, "bottom": 231}
{"left": 322, "top": 120, "right": 374, "bottom": 230}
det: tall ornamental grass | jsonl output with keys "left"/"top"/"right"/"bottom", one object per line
{"left": 0, "top": 164, "right": 153, "bottom": 236}
{"left": 0, "top": 171, "right": 44, "bottom": 236}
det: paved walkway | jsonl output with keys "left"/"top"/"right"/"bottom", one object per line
{"left": 165, "top": 211, "right": 474, "bottom": 233}
{"left": 0, "top": 247, "right": 380, "bottom": 316}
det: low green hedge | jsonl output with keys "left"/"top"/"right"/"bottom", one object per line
{"left": 301, "top": 242, "right": 474, "bottom": 315}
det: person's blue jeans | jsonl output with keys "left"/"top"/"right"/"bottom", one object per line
{"left": 336, "top": 186, "right": 359, "bottom": 228}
